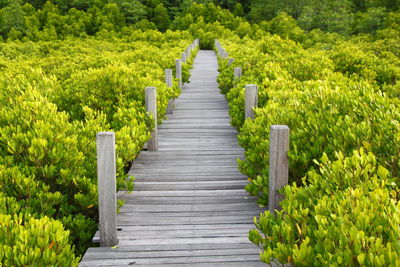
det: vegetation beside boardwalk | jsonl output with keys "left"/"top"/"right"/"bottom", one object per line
{"left": 0, "top": 0, "right": 399, "bottom": 266}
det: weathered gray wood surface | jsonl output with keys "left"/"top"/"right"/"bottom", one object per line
{"left": 96, "top": 132, "right": 118, "bottom": 247}
{"left": 145, "top": 87, "right": 158, "bottom": 151}
{"left": 80, "top": 50, "right": 265, "bottom": 266}
{"left": 268, "top": 125, "right": 290, "bottom": 214}
{"left": 165, "top": 69, "right": 174, "bottom": 114}
{"left": 245, "top": 84, "right": 258, "bottom": 120}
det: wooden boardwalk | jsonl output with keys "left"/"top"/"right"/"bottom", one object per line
{"left": 80, "top": 50, "right": 264, "bottom": 266}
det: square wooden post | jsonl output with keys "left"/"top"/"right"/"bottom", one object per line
{"left": 245, "top": 84, "right": 258, "bottom": 119}
{"left": 146, "top": 87, "right": 158, "bottom": 151}
{"left": 268, "top": 125, "right": 290, "bottom": 214}
{"left": 97, "top": 132, "right": 118, "bottom": 247}
{"left": 165, "top": 69, "right": 173, "bottom": 114}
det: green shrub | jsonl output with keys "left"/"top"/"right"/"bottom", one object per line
{"left": 217, "top": 36, "right": 400, "bottom": 205}
{"left": 250, "top": 149, "right": 400, "bottom": 266}
{"left": 0, "top": 213, "right": 79, "bottom": 267}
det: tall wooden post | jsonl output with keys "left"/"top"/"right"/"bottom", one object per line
{"left": 268, "top": 125, "right": 290, "bottom": 214}
{"left": 146, "top": 87, "right": 158, "bottom": 151}
{"left": 97, "top": 132, "right": 118, "bottom": 247}
{"left": 234, "top": 67, "right": 242, "bottom": 84}
{"left": 176, "top": 59, "right": 182, "bottom": 89}
{"left": 165, "top": 69, "right": 173, "bottom": 114}
{"left": 186, "top": 47, "right": 190, "bottom": 59}
{"left": 181, "top": 52, "right": 187, "bottom": 63}
{"left": 245, "top": 84, "right": 258, "bottom": 119}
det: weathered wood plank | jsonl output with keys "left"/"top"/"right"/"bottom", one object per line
{"left": 118, "top": 202, "right": 262, "bottom": 212}
{"left": 82, "top": 248, "right": 259, "bottom": 261}
{"left": 120, "top": 189, "right": 250, "bottom": 197}
{"left": 122, "top": 196, "right": 255, "bottom": 205}
{"left": 80, "top": 255, "right": 263, "bottom": 266}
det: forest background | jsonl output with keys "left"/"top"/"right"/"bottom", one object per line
{"left": 0, "top": 0, "right": 399, "bottom": 41}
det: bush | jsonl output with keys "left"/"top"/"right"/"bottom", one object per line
{"left": 0, "top": 213, "right": 79, "bottom": 267}
{"left": 250, "top": 149, "right": 400, "bottom": 266}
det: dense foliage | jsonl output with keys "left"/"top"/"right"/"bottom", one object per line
{"left": 1, "top": 0, "right": 399, "bottom": 265}
{"left": 0, "top": 0, "right": 399, "bottom": 41}
{"left": 0, "top": 31, "right": 196, "bottom": 265}
{"left": 215, "top": 8, "right": 399, "bottom": 266}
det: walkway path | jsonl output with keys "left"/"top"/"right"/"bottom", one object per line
{"left": 80, "top": 50, "right": 264, "bottom": 266}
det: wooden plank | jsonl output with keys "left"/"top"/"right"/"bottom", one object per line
{"left": 115, "top": 229, "right": 252, "bottom": 239}
{"left": 86, "top": 242, "right": 258, "bottom": 252}
{"left": 118, "top": 203, "right": 262, "bottom": 212}
{"left": 116, "top": 216, "right": 257, "bottom": 226}
{"left": 133, "top": 181, "right": 247, "bottom": 191}
{"left": 121, "top": 196, "right": 256, "bottom": 205}
{"left": 117, "top": 237, "right": 254, "bottom": 246}
{"left": 118, "top": 224, "right": 256, "bottom": 231}
{"left": 80, "top": 255, "right": 263, "bottom": 266}
{"left": 82, "top": 248, "right": 259, "bottom": 260}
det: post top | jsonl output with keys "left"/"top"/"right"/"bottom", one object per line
{"left": 270, "top": 125, "right": 290, "bottom": 130}
{"left": 97, "top": 131, "right": 115, "bottom": 136}
{"left": 245, "top": 84, "right": 257, "bottom": 88}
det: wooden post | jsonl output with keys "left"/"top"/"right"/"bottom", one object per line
{"left": 181, "top": 52, "right": 186, "bottom": 63}
{"left": 234, "top": 67, "right": 242, "bottom": 82}
{"left": 268, "top": 125, "right": 290, "bottom": 214}
{"left": 228, "top": 58, "right": 234, "bottom": 66}
{"left": 176, "top": 59, "right": 182, "bottom": 89}
{"left": 145, "top": 87, "right": 158, "bottom": 151}
{"left": 165, "top": 69, "right": 173, "bottom": 114}
{"left": 186, "top": 47, "right": 190, "bottom": 59}
{"left": 245, "top": 84, "right": 258, "bottom": 119}
{"left": 97, "top": 132, "right": 118, "bottom": 247}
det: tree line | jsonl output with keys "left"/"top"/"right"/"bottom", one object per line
{"left": 0, "top": 0, "right": 399, "bottom": 41}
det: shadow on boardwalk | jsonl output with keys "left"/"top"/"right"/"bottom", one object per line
{"left": 80, "top": 50, "right": 265, "bottom": 267}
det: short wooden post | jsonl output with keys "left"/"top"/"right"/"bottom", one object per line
{"left": 181, "top": 52, "right": 186, "bottom": 63}
{"left": 145, "top": 87, "right": 158, "bottom": 151}
{"left": 97, "top": 132, "right": 118, "bottom": 247}
{"left": 228, "top": 58, "right": 234, "bottom": 66}
{"left": 186, "top": 47, "right": 190, "bottom": 58}
{"left": 268, "top": 125, "right": 290, "bottom": 214}
{"left": 234, "top": 67, "right": 242, "bottom": 82}
{"left": 165, "top": 69, "right": 173, "bottom": 114}
{"left": 245, "top": 84, "right": 258, "bottom": 119}
{"left": 176, "top": 59, "right": 182, "bottom": 89}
